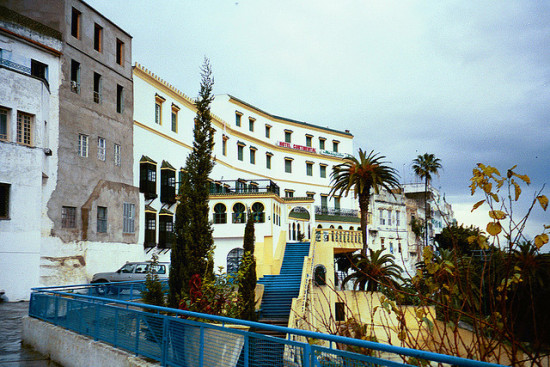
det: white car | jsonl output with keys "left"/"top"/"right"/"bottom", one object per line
{"left": 91, "top": 261, "right": 169, "bottom": 294}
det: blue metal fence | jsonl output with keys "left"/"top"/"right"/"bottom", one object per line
{"left": 29, "top": 283, "right": 506, "bottom": 367}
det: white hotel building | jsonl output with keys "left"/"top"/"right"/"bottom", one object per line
{"left": 132, "top": 64, "right": 362, "bottom": 275}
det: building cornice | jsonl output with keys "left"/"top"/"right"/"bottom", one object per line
{"left": 227, "top": 95, "right": 354, "bottom": 139}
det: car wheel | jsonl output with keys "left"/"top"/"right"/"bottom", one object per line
{"left": 109, "top": 285, "right": 120, "bottom": 295}
{"left": 93, "top": 280, "right": 109, "bottom": 295}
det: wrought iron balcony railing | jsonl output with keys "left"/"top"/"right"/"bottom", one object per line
{"left": 315, "top": 206, "right": 359, "bottom": 217}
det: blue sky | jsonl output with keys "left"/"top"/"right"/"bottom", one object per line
{"left": 89, "top": 0, "right": 549, "bottom": 247}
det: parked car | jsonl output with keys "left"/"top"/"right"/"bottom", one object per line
{"left": 91, "top": 261, "right": 170, "bottom": 294}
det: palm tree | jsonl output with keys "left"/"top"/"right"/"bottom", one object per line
{"left": 330, "top": 149, "right": 399, "bottom": 253}
{"left": 342, "top": 249, "right": 403, "bottom": 291}
{"left": 412, "top": 153, "right": 442, "bottom": 248}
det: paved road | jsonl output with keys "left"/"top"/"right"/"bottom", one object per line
{"left": 0, "top": 301, "right": 61, "bottom": 366}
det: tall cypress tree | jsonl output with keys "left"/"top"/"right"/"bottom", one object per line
{"left": 169, "top": 58, "right": 215, "bottom": 308}
{"left": 238, "top": 210, "right": 257, "bottom": 320}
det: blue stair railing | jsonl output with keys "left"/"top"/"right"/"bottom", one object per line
{"left": 258, "top": 242, "right": 310, "bottom": 320}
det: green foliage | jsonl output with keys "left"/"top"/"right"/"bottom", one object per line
{"left": 330, "top": 149, "right": 399, "bottom": 253}
{"left": 141, "top": 254, "right": 165, "bottom": 307}
{"left": 169, "top": 58, "right": 215, "bottom": 307}
{"left": 410, "top": 216, "right": 424, "bottom": 239}
{"left": 342, "top": 249, "right": 403, "bottom": 292}
{"left": 238, "top": 211, "right": 257, "bottom": 321}
{"left": 434, "top": 223, "right": 483, "bottom": 254}
{"left": 412, "top": 153, "right": 442, "bottom": 246}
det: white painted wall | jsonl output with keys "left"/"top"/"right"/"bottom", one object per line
{"left": 0, "top": 27, "right": 61, "bottom": 300}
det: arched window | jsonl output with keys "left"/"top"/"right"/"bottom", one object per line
{"left": 349, "top": 226, "right": 354, "bottom": 230}
{"left": 227, "top": 248, "right": 244, "bottom": 274}
{"left": 252, "top": 202, "right": 265, "bottom": 223}
{"left": 232, "top": 203, "right": 246, "bottom": 223}
{"left": 213, "top": 203, "right": 227, "bottom": 224}
{"left": 338, "top": 225, "right": 343, "bottom": 229}
{"left": 317, "top": 224, "right": 323, "bottom": 229}
{"left": 314, "top": 265, "right": 326, "bottom": 286}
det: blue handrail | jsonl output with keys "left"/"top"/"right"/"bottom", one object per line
{"left": 29, "top": 283, "right": 507, "bottom": 367}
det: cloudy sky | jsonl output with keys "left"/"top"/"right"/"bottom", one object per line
{"left": 89, "top": 0, "right": 549, "bottom": 246}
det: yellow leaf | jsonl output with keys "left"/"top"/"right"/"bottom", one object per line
{"left": 487, "top": 222, "right": 502, "bottom": 236}
{"left": 489, "top": 210, "right": 507, "bottom": 220}
{"left": 483, "top": 182, "right": 493, "bottom": 194}
{"left": 491, "top": 193, "right": 500, "bottom": 202}
{"left": 467, "top": 235, "right": 476, "bottom": 244}
{"left": 513, "top": 173, "right": 531, "bottom": 185}
{"left": 534, "top": 234, "right": 549, "bottom": 249}
{"left": 472, "top": 200, "right": 485, "bottom": 212}
{"left": 537, "top": 195, "right": 548, "bottom": 211}
{"left": 513, "top": 182, "right": 521, "bottom": 201}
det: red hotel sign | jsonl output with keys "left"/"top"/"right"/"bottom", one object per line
{"left": 277, "top": 141, "right": 317, "bottom": 153}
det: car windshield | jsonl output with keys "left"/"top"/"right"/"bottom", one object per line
{"left": 119, "top": 264, "right": 136, "bottom": 273}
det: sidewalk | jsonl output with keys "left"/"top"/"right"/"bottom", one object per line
{"left": 0, "top": 301, "right": 60, "bottom": 366}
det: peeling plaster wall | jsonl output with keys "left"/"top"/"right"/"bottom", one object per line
{"left": 39, "top": 237, "right": 148, "bottom": 285}
{"left": 0, "top": 21, "right": 61, "bottom": 301}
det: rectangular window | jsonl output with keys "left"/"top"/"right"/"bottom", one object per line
{"left": 114, "top": 144, "right": 121, "bottom": 166}
{"left": 284, "top": 130, "right": 292, "bottom": 143}
{"left": 306, "top": 135, "right": 312, "bottom": 147}
{"left": 319, "top": 138, "right": 326, "bottom": 150}
{"left": 237, "top": 145, "right": 244, "bottom": 161}
{"left": 265, "top": 125, "right": 271, "bottom": 138}
{"left": 306, "top": 192, "right": 314, "bottom": 199}
{"left": 155, "top": 103, "right": 161, "bottom": 124}
{"left": 320, "top": 164, "right": 327, "bottom": 178}
{"left": 396, "top": 211, "right": 400, "bottom": 226}
{"left": 159, "top": 215, "right": 175, "bottom": 248}
{"left": 123, "top": 203, "right": 135, "bottom": 233}
{"left": 285, "top": 158, "right": 292, "bottom": 173}
{"left": 334, "top": 197, "right": 340, "bottom": 211}
{"left": 71, "top": 8, "right": 81, "bottom": 39}
{"left": 222, "top": 138, "right": 227, "bottom": 156}
{"left": 335, "top": 302, "right": 345, "bottom": 321}
{"left": 116, "top": 85, "right": 124, "bottom": 113}
{"left": 97, "top": 206, "right": 107, "bottom": 233}
{"left": 78, "top": 134, "right": 88, "bottom": 157}
{"left": 266, "top": 154, "right": 272, "bottom": 169}
{"left": 285, "top": 190, "right": 294, "bottom": 198}
{"left": 93, "top": 72, "right": 102, "bottom": 103}
{"left": 145, "top": 216, "right": 155, "bottom": 244}
{"left": 333, "top": 140, "right": 339, "bottom": 152}
{"left": 249, "top": 118, "right": 255, "bottom": 132}
{"left": 62, "top": 206, "right": 76, "bottom": 228}
{"left": 97, "top": 137, "right": 106, "bottom": 161}
{"left": 387, "top": 210, "right": 392, "bottom": 226}
{"left": 235, "top": 112, "right": 242, "bottom": 127}
{"left": 140, "top": 161, "right": 157, "bottom": 199}
{"left": 0, "top": 108, "right": 8, "bottom": 141}
{"left": 17, "top": 112, "right": 32, "bottom": 146}
{"left": 0, "top": 183, "right": 10, "bottom": 219}
{"left": 70, "top": 60, "right": 80, "bottom": 93}
{"left": 31, "top": 59, "right": 48, "bottom": 81}
{"left": 161, "top": 168, "right": 176, "bottom": 204}
{"left": 116, "top": 39, "right": 124, "bottom": 65}
{"left": 94, "top": 23, "right": 103, "bottom": 52}
{"left": 379, "top": 209, "right": 385, "bottom": 225}
{"left": 250, "top": 148, "right": 256, "bottom": 164}
{"left": 321, "top": 195, "right": 328, "bottom": 209}
{"left": 306, "top": 162, "right": 313, "bottom": 176}
{"left": 171, "top": 111, "right": 177, "bottom": 132}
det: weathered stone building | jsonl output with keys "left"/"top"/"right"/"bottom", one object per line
{"left": 0, "top": 0, "right": 139, "bottom": 300}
